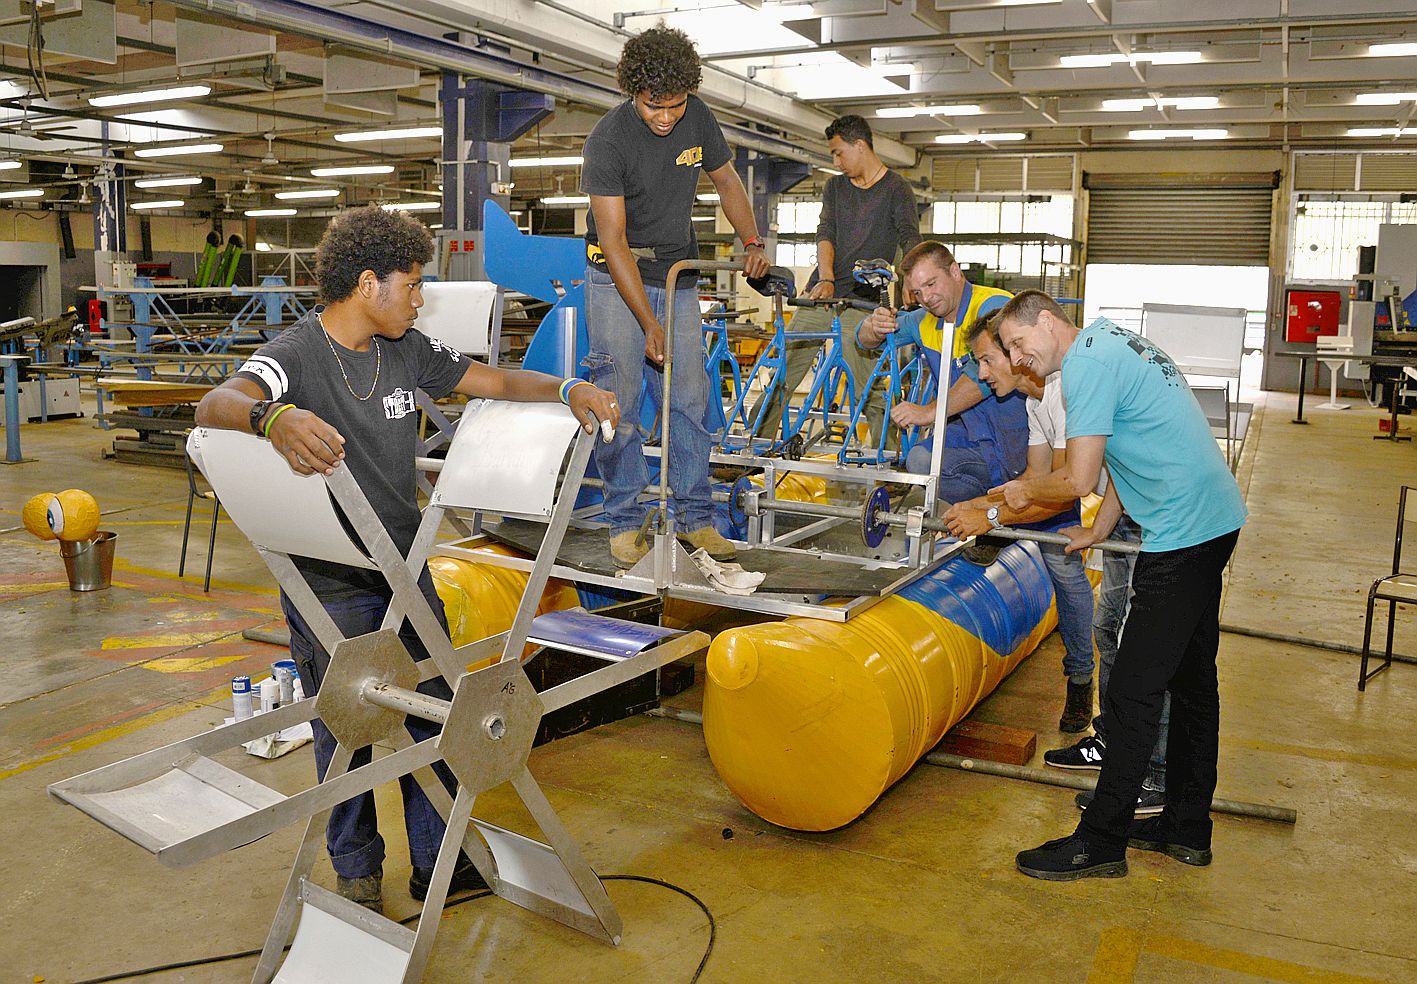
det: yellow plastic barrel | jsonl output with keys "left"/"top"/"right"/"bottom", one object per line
{"left": 429, "top": 544, "right": 580, "bottom": 666}
{"left": 703, "top": 542, "right": 1058, "bottom": 831}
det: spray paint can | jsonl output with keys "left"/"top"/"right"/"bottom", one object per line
{"left": 232, "top": 675, "right": 253, "bottom": 721}
{"left": 272, "top": 659, "right": 297, "bottom": 705}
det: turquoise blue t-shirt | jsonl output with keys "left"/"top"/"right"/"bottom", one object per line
{"left": 1062, "top": 318, "right": 1246, "bottom": 552}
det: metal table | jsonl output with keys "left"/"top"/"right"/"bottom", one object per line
{"left": 1272, "top": 348, "right": 1417, "bottom": 439}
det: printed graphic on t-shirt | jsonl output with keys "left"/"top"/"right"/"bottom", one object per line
{"left": 1085, "top": 321, "right": 1182, "bottom": 387}
{"left": 675, "top": 146, "right": 703, "bottom": 167}
{"left": 240, "top": 354, "right": 290, "bottom": 400}
{"left": 383, "top": 387, "right": 417, "bottom": 420}
{"left": 427, "top": 337, "right": 464, "bottom": 363}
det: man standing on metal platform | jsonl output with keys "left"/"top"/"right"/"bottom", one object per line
{"left": 194, "top": 205, "right": 616, "bottom": 914}
{"left": 994, "top": 289, "right": 1246, "bottom": 882}
{"left": 581, "top": 25, "right": 771, "bottom": 569}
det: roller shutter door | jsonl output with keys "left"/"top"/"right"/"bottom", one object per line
{"left": 1086, "top": 187, "right": 1273, "bottom": 265}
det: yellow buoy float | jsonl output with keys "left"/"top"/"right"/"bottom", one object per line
{"left": 21, "top": 489, "right": 101, "bottom": 542}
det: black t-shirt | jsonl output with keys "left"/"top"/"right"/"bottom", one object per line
{"left": 581, "top": 95, "right": 732, "bottom": 286}
{"left": 813, "top": 169, "right": 922, "bottom": 300}
{"left": 235, "top": 308, "right": 472, "bottom": 596}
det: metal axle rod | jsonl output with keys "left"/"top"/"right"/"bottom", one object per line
{"left": 363, "top": 680, "right": 451, "bottom": 725}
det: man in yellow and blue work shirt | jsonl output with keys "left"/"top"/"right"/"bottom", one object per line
{"left": 857, "top": 240, "right": 1021, "bottom": 501}
{"left": 580, "top": 25, "right": 770, "bottom": 569}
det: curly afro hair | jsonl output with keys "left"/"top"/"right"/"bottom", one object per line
{"left": 314, "top": 205, "right": 434, "bottom": 304}
{"left": 617, "top": 24, "right": 702, "bottom": 99}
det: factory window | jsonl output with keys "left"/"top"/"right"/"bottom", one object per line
{"left": 774, "top": 200, "right": 822, "bottom": 269}
{"left": 931, "top": 196, "right": 1075, "bottom": 277}
{"left": 1290, "top": 199, "right": 1417, "bottom": 281}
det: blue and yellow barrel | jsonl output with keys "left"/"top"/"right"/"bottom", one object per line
{"left": 703, "top": 541, "right": 1056, "bottom": 831}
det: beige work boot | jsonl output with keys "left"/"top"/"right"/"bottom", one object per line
{"left": 677, "top": 525, "right": 737, "bottom": 562}
{"left": 609, "top": 529, "right": 650, "bottom": 569}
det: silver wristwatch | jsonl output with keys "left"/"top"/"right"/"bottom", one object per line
{"left": 986, "top": 506, "right": 1004, "bottom": 530}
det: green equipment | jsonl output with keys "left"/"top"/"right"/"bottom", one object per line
{"left": 194, "top": 230, "right": 222, "bottom": 288}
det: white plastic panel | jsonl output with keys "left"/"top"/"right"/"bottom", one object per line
{"left": 431, "top": 400, "right": 581, "bottom": 516}
{"left": 474, "top": 821, "right": 596, "bottom": 919}
{"left": 188, "top": 428, "right": 377, "bottom": 569}
{"left": 80, "top": 760, "right": 284, "bottom": 850}
{"left": 275, "top": 894, "right": 411, "bottom": 984}
{"left": 1140, "top": 303, "right": 1247, "bottom": 378}
{"left": 418, "top": 281, "right": 498, "bottom": 358}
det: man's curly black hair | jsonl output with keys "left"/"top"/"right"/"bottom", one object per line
{"left": 617, "top": 24, "right": 702, "bottom": 99}
{"left": 314, "top": 205, "right": 434, "bottom": 304}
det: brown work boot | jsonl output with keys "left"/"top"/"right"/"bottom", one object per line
{"left": 336, "top": 869, "right": 384, "bottom": 914}
{"left": 609, "top": 529, "right": 650, "bottom": 569}
{"left": 1059, "top": 677, "right": 1093, "bottom": 732}
{"left": 677, "top": 525, "right": 737, "bottom": 561}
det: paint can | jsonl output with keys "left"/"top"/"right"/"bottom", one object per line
{"left": 272, "top": 659, "right": 297, "bottom": 705}
{"left": 232, "top": 675, "right": 253, "bottom": 721}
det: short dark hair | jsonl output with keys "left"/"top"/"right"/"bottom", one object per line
{"left": 315, "top": 205, "right": 434, "bottom": 304}
{"left": 900, "top": 240, "right": 957, "bottom": 278}
{"left": 825, "top": 114, "right": 873, "bottom": 148}
{"left": 617, "top": 25, "right": 702, "bottom": 99}
{"left": 965, "top": 310, "right": 1001, "bottom": 350}
{"left": 996, "top": 289, "right": 1071, "bottom": 330}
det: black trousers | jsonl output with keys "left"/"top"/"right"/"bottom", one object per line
{"left": 1078, "top": 529, "right": 1240, "bottom": 849}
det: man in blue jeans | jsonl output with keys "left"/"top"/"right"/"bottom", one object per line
{"left": 1046, "top": 506, "right": 1170, "bottom": 818}
{"left": 995, "top": 290, "right": 1246, "bottom": 882}
{"left": 580, "top": 25, "right": 770, "bottom": 567}
{"left": 942, "top": 315, "right": 1095, "bottom": 733}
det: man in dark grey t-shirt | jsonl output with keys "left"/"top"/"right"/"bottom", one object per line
{"left": 753, "top": 114, "right": 922, "bottom": 445}
{"left": 195, "top": 206, "right": 614, "bottom": 915}
{"left": 580, "top": 25, "right": 769, "bottom": 568}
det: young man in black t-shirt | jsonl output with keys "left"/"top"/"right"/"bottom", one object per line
{"left": 580, "top": 25, "right": 771, "bottom": 568}
{"left": 195, "top": 206, "right": 615, "bottom": 914}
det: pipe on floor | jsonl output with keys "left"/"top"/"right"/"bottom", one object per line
{"left": 646, "top": 706, "right": 703, "bottom": 724}
{"left": 243, "top": 626, "right": 292, "bottom": 648}
{"left": 924, "top": 752, "right": 1298, "bottom": 825}
{"left": 1221, "top": 623, "right": 1416, "bottom": 667}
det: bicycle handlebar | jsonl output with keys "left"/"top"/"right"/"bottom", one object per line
{"left": 787, "top": 297, "right": 880, "bottom": 314}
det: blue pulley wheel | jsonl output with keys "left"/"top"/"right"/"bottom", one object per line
{"left": 862, "top": 485, "right": 890, "bottom": 548}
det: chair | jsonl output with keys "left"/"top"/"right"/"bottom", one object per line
{"left": 1360, "top": 485, "right": 1417, "bottom": 690}
{"left": 178, "top": 449, "right": 220, "bottom": 592}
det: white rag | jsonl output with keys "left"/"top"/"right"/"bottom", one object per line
{"left": 689, "top": 548, "right": 767, "bottom": 596}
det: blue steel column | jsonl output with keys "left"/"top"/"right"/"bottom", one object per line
{"left": 93, "top": 121, "right": 127, "bottom": 259}
{"left": 733, "top": 147, "right": 812, "bottom": 259}
{"left": 439, "top": 71, "right": 552, "bottom": 281}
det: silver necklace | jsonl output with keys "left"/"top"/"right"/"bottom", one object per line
{"left": 318, "top": 313, "right": 381, "bottom": 401}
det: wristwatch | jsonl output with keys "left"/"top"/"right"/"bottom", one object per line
{"left": 249, "top": 399, "right": 272, "bottom": 437}
{"left": 986, "top": 506, "right": 1004, "bottom": 531}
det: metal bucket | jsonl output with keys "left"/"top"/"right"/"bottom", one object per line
{"left": 60, "top": 531, "right": 117, "bottom": 592}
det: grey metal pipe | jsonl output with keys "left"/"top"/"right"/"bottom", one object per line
{"left": 243, "top": 626, "right": 292, "bottom": 648}
{"left": 646, "top": 706, "right": 704, "bottom": 725}
{"left": 924, "top": 752, "right": 1298, "bottom": 825}
{"left": 1221, "top": 623, "right": 1417, "bottom": 666}
{"left": 362, "top": 681, "right": 451, "bottom": 725}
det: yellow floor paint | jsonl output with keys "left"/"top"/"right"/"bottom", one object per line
{"left": 101, "top": 631, "right": 243, "bottom": 651}
{"left": 110, "top": 557, "right": 279, "bottom": 595}
{"left": 1090, "top": 928, "right": 1397, "bottom": 984}
{"left": 1224, "top": 736, "right": 1417, "bottom": 772}
{"left": 0, "top": 581, "right": 70, "bottom": 595}
{"left": 143, "top": 652, "right": 253, "bottom": 674}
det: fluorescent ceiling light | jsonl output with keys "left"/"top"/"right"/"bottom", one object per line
{"left": 429, "top": 223, "right": 443, "bottom": 229}
{"left": 509, "top": 155, "right": 584, "bottom": 167}
{"left": 89, "top": 84, "right": 211, "bottom": 108}
{"left": 934, "top": 132, "right": 1027, "bottom": 144}
{"left": 1127, "top": 128, "right": 1228, "bottom": 140}
{"left": 691, "top": 215, "right": 715, "bottom": 222}
{"left": 334, "top": 126, "right": 442, "bottom": 143}
{"left": 133, "top": 143, "right": 223, "bottom": 158}
{"left": 876, "top": 104, "right": 981, "bottom": 118}
{"left": 817, "top": 166, "right": 842, "bottom": 175}
{"left": 131, "top": 199, "right": 183, "bottom": 209}
{"left": 1062, "top": 51, "right": 1202, "bottom": 68}
{"left": 381, "top": 201, "right": 441, "bottom": 211}
{"left": 135, "top": 175, "right": 201, "bottom": 188}
{"left": 0, "top": 80, "right": 22, "bottom": 98}
{"left": 1101, "top": 96, "right": 1220, "bottom": 111}
{"left": 1355, "top": 92, "right": 1417, "bottom": 105}
{"left": 310, "top": 164, "right": 395, "bottom": 177}
{"left": 0, "top": 160, "right": 23, "bottom": 171}
{"left": 245, "top": 207, "right": 297, "bottom": 216}
{"left": 274, "top": 188, "right": 339, "bottom": 200}
{"left": 541, "top": 195, "right": 589, "bottom": 206}
{"left": 0, "top": 188, "right": 44, "bottom": 200}
{"left": 697, "top": 193, "right": 721, "bottom": 202}
{"left": 1347, "top": 127, "right": 1414, "bottom": 137}
{"left": 1368, "top": 42, "right": 1417, "bottom": 57}
{"left": 254, "top": 242, "right": 273, "bottom": 252}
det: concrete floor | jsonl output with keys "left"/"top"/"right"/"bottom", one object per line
{"left": 2, "top": 391, "right": 1415, "bottom": 984}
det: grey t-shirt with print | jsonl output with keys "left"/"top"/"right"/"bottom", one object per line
{"left": 235, "top": 307, "right": 471, "bottom": 596}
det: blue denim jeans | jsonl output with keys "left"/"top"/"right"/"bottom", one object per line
{"left": 584, "top": 266, "right": 714, "bottom": 534}
{"left": 904, "top": 433, "right": 993, "bottom": 504}
{"left": 281, "top": 568, "right": 458, "bottom": 879}
{"left": 1092, "top": 513, "right": 1167, "bottom": 788}
{"left": 1039, "top": 542, "right": 1096, "bottom": 679}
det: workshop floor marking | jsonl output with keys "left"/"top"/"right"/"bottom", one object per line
{"left": 1089, "top": 927, "right": 1396, "bottom": 983}
{"left": 101, "top": 630, "right": 242, "bottom": 652}
{"left": 112, "top": 557, "right": 278, "bottom": 595}
{"left": 1225, "top": 736, "right": 1417, "bottom": 772}
{"left": 143, "top": 652, "right": 253, "bottom": 674}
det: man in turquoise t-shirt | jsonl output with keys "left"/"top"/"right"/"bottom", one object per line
{"left": 992, "top": 290, "right": 1246, "bottom": 883}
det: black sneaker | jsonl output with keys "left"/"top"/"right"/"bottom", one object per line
{"left": 1043, "top": 734, "right": 1105, "bottom": 771}
{"left": 1075, "top": 779, "right": 1166, "bottom": 817}
{"left": 1128, "top": 816, "right": 1212, "bottom": 867}
{"left": 336, "top": 868, "right": 383, "bottom": 914}
{"left": 409, "top": 852, "right": 490, "bottom": 902}
{"left": 1016, "top": 832, "right": 1127, "bottom": 881}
